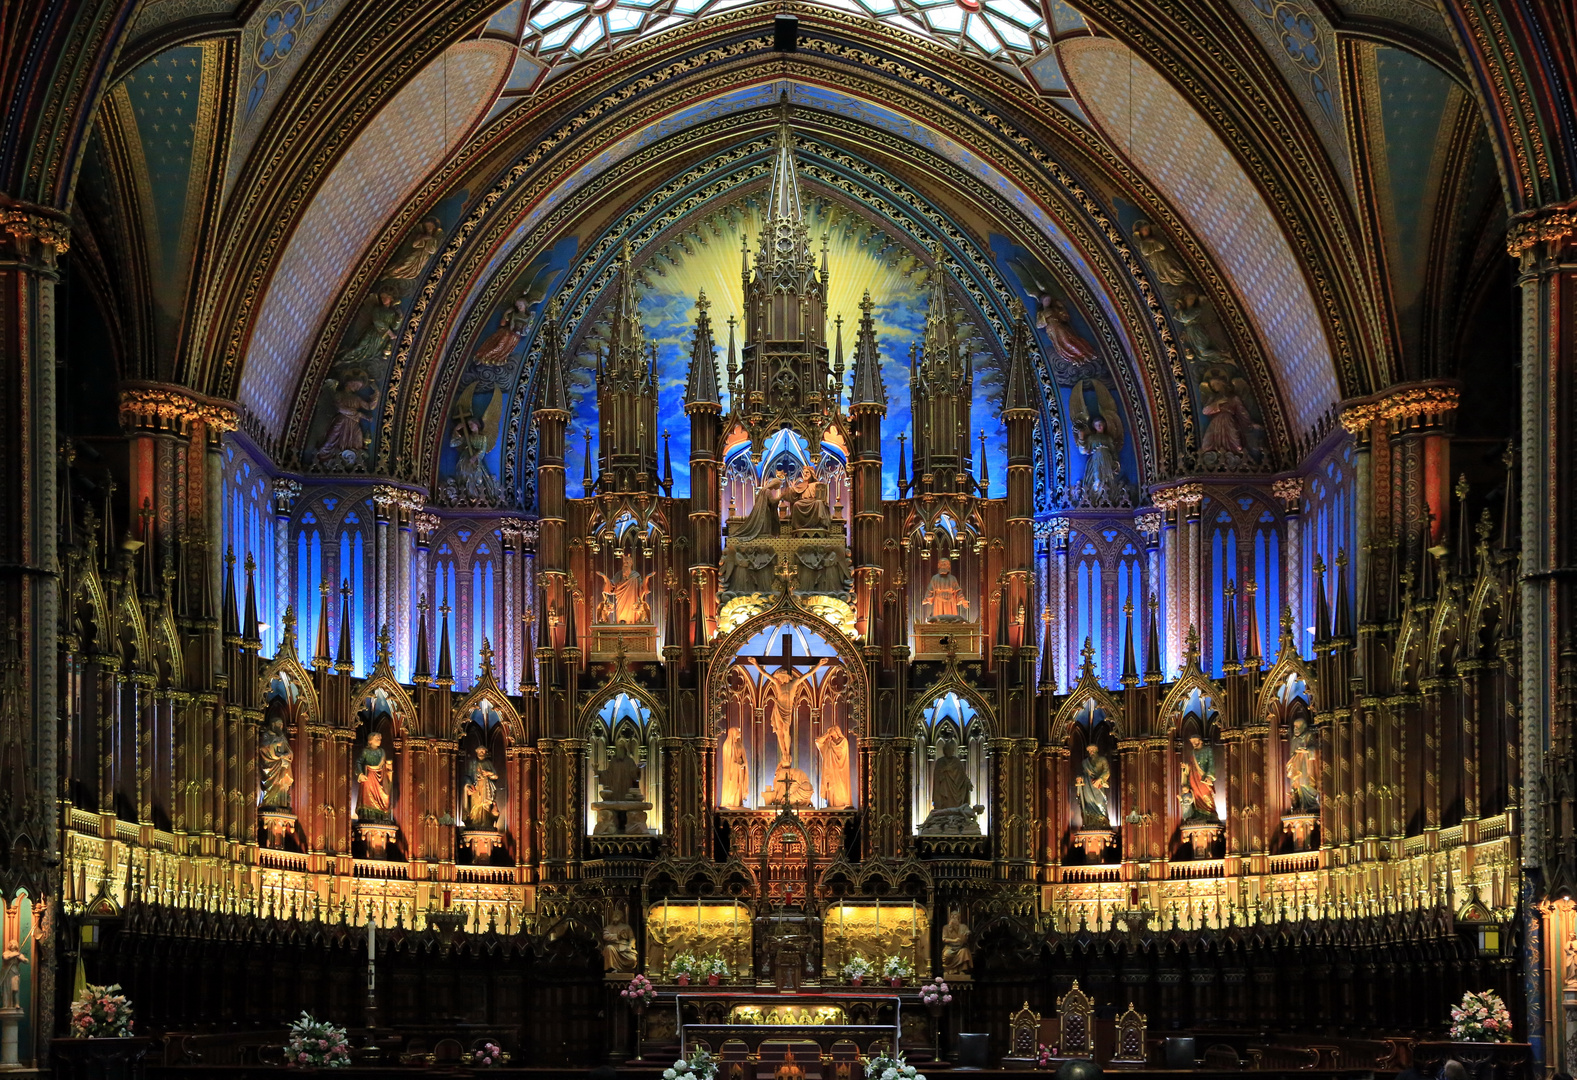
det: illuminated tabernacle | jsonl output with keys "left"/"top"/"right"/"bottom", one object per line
{"left": 1, "top": 0, "right": 1575, "bottom": 1075}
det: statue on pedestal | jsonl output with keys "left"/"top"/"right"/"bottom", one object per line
{"left": 789, "top": 466, "right": 832, "bottom": 535}
{"left": 356, "top": 732, "right": 393, "bottom": 823}
{"left": 1075, "top": 743, "right": 1111, "bottom": 828}
{"left": 592, "top": 736, "right": 653, "bottom": 835}
{"left": 463, "top": 746, "right": 502, "bottom": 830}
{"left": 941, "top": 907, "right": 973, "bottom": 978}
{"left": 922, "top": 558, "right": 970, "bottom": 622}
{"left": 601, "top": 901, "right": 638, "bottom": 972}
{"left": 258, "top": 716, "right": 295, "bottom": 811}
{"left": 1285, "top": 716, "right": 1319, "bottom": 814}
{"left": 730, "top": 469, "right": 789, "bottom": 542}
{"left": 1179, "top": 735, "right": 1218, "bottom": 825}
{"left": 596, "top": 550, "right": 652, "bottom": 625}
{"left": 920, "top": 738, "right": 982, "bottom": 834}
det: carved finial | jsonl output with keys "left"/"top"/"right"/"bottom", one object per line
{"left": 375, "top": 624, "right": 392, "bottom": 665}
{"left": 1455, "top": 473, "right": 1470, "bottom": 501}
{"left": 1184, "top": 625, "right": 1201, "bottom": 666}
{"left": 320, "top": 581, "right": 331, "bottom": 597}
{"left": 1080, "top": 636, "right": 1096, "bottom": 679}
{"left": 479, "top": 636, "right": 495, "bottom": 677}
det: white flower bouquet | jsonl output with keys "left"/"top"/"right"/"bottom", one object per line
{"left": 865, "top": 1050, "right": 926, "bottom": 1080}
{"left": 881, "top": 955, "right": 914, "bottom": 984}
{"left": 663, "top": 1048, "right": 717, "bottom": 1080}
{"left": 284, "top": 1012, "right": 350, "bottom": 1068}
{"left": 1449, "top": 989, "right": 1512, "bottom": 1042}
{"left": 669, "top": 951, "right": 701, "bottom": 983}
{"left": 842, "top": 955, "right": 874, "bottom": 983}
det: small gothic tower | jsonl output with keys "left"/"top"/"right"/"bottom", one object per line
{"left": 597, "top": 240, "right": 660, "bottom": 492}
{"left": 910, "top": 245, "right": 973, "bottom": 494}
{"left": 732, "top": 92, "right": 836, "bottom": 460}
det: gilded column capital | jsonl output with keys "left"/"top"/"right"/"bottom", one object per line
{"left": 1151, "top": 483, "right": 1204, "bottom": 512}
{"left": 0, "top": 197, "right": 71, "bottom": 268}
{"left": 413, "top": 512, "right": 442, "bottom": 543}
{"left": 1271, "top": 476, "right": 1304, "bottom": 510}
{"left": 1507, "top": 197, "right": 1577, "bottom": 268}
{"left": 272, "top": 478, "right": 302, "bottom": 514}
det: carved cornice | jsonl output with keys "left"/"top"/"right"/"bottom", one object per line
{"left": 1340, "top": 381, "right": 1459, "bottom": 435}
{"left": 119, "top": 383, "right": 240, "bottom": 436}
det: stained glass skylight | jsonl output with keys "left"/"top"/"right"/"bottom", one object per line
{"left": 479, "top": 0, "right": 1085, "bottom": 105}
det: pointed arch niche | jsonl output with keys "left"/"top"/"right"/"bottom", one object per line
{"left": 911, "top": 685, "right": 994, "bottom": 836}
{"left": 455, "top": 683, "right": 523, "bottom": 864}
{"left": 583, "top": 684, "right": 664, "bottom": 837}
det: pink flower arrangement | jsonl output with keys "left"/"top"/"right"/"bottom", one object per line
{"left": 473, "top": 1041, "right": 504, "bottom": 1067}
{"left": 918, "top": 979, "right": 953, "bottom": 1007}
{"left": 284, "top": 1012, "right": 350, "bottom": 1068}
{"left": 1448, "top": 990, "right": 1512, "bottom": 1043}
{"left": 69, "top": 984, "right": 133, "bottom": 1038}
{"left": 1037, "top": 1044, "right": 1056, "bottom": 1067}
{"left": 621, "top": 973, "right": 657, "bottom": 1008}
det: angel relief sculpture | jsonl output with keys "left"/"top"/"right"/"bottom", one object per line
{"left": 1005, "top": 257, "right": 1102, "bottom": 382}
{"left": 442, "top": 383, "right": 503, "bottom": 505}
{"left": 1197, "top": 363, "right": 1261, "bottom": 470}
{"left": 1069, "top": 379, "right": 1130, "bottom": 508}
{"left": 472, "top": 294, "right": 533, "bottom": 368}
{"left": 381, "top": 218, "right": 444, "bottom": 285}
{"left": 313, "top": 368, "right": 381, "bottom": 469}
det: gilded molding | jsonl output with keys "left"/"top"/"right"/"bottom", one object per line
{"left": 1339, "top": 382, "right": 1458, "bottom": 440}
{"left": 1506, "top": 197, "right": 1577, "bottom": 262}
{"left": 0, "top": 200, "right": 72, "bottom": 267}
{"left": 119, "top": 384, "right": 240, "bottom": 435}
{"left": 1151, "top": 483, "right": 1205, "bottom": 511}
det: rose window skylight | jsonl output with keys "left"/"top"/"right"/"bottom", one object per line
{"left": 480, "top": 0, "right": 1080, "bottom": 100}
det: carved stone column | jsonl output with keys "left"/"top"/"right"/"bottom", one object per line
{"left": 273, "top": 479, "right": 301, "bottom": 657}
{"left": 1509, "top": 201, "right": 1577, "bottom": 884}
{"left": 1051, "top": 520, "right": 1070, "bottom": 684}
{"left": 0, "top": 202, "right": 69, "bottom": 935}
{"left": 1272, "top": 479, "right": 1302, "bottom": 653}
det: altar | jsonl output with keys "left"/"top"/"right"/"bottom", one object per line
{"left": 667, "top": 991, "right": 924, "bottom": 1079}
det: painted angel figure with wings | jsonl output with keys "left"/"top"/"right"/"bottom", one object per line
{"left": 1069, "top": 378, "right": 1130, "bottom": 508}
{"left": 447, "top": 382, "right": 503, "bottom": 504}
